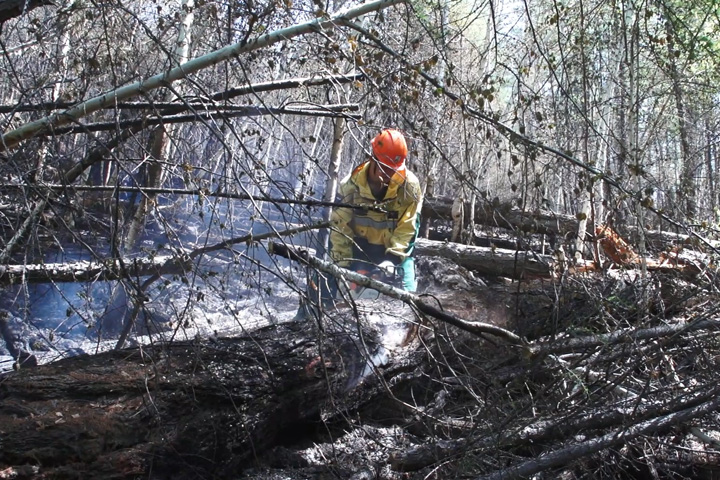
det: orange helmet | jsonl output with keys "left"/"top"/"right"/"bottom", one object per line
{"left": 371, "top": 129, "right": 407, "bottom": 169}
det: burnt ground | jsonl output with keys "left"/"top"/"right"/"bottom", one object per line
{"left": 0, "top": 256, "right": 510, "bottom": 480}
{"left": 3, "top": 255, "right": 720, "bottom": 479}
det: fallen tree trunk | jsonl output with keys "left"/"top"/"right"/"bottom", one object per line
{"left": 421, "top": 197, "right": 577, "bottom": 237}
{"left": 421, "top": 197, "right": 716, "bottom": 252}
{"left": 414, "top": 238, "right": 555, "bottom": 278}
{"left": 0, "top": 235, "right": 553, "bottom": 286}
{"left": 0, "top": 255, "right": 190, "bottom": 284}
{"left": 0, "top": 235, "right": 710, "bottom": 289}
{"left": 0, "top": 313, "right": 420, "bottom": 479}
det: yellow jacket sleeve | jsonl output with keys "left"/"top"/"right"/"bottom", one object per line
{"left": 329, "top": 177, "right": 355, "bottom": 267}
{"left": 386, "top": 175, "right": 423, "bottom": 260}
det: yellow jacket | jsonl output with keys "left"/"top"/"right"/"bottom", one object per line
{"left": 330, "top": 162, "right": 423, "bottom": 267}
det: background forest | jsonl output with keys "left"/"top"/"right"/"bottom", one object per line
{"left": 3, "top": 0, "right": 720, "bottom": 478}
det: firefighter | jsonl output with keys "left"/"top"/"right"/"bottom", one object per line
{"left": 329, "top": 128, "right": 423, "bottom": 292}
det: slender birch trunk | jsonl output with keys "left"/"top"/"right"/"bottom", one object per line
{"left": 103, "top": 0, "right": 197, "bottom": 338}
{"left": 124, "top": 0, "right": 195, "bottom": 252}
{"left": 319, "top": 117, "right": 345, "bottom": 257}
{"left": 574, "top": 1, "right": 592, "bottom": 262}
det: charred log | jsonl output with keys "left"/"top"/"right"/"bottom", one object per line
{"left": 421, "top": 197, "right": 717, "bottom": 253}
{"left": 0, "top": 311, "right": 421, "bottom": 479}
{"left": 414, "top": 238, "right": 555, "bottom": 279}
{"left": 421, "top": 196, "right": 577, "bottom": 237}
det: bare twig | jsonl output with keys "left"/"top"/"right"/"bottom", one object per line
{"left": 477, "top": 387, "right": 720, "bottom": 480}
{"left": 0, "top": 184, "right": 389, "bottom": 212}
{"left": 268, "top": 242, "right": 528, "bottom": 348}
{"left": 1, "top": 0, "right": 404, "bottom": 151}
{"left": 45, "top": 104, "right": 361, "bottom": 135}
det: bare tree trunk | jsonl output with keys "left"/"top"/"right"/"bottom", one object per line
{"left": 294, "top": 116, "right": 326, "bottom": 199}
{"left": 319, "top": 117, "right": 345, "bottom": 257}
{"left": 574, "top": 1, "right": 591, "bottom": 262}
{"left": 706, "top": 118, "right": 716, "bottom": 213}
{"left": 125, "top": 0, "right": 195, "bottom": 251}
{"left": 624, "top": 0, "right": 649, "bottom": 308}
{"left": 664, "top": 8, "right": 695, "bottom": 220}
{"left": 451, "top": 196, "right": 464, "bottom": 243}
{"left": 103, "top": 0, "right": 196, "bottom": 339}
{"left": 31, "top": 12, "right": 73, "bottom": 184}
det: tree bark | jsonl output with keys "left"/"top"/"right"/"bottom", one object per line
{"left": 0, "top": 318, "right": 418, "bottom": 479}
{"left": 318, "top": 117, "right": 345, "bottom": 257}
{"left": 414, "top": 238, "right": 555, "bottom": 278}
{"left": 422, "top": 196, "right": 577, "bottom": 237}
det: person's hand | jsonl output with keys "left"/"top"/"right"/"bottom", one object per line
{"left": 378, "top": 260, "right": 396, "bottom": 277}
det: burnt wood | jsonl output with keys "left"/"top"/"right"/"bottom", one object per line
{"left": 0, "top": 316, "right": 419, "bottom": 479}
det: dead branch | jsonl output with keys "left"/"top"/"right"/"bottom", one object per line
{"left": 529, "top": 309, "right": 720, "bottom": 356}
{"left": 268, "top": 242, "right": 528, "bottom": 349}
{"left": 477, "top": 386, "right": 720, "bottom": 480}
{"left": 1, "top": 0, "right": 402, "bottom": 151}
{"left": 46, "top": 104, "right": 361, "bottom": 135}
{"left": 0, "top": 72, "right": 364, "bottom": 113}
{"left": 0, "top": 184, "right": 388, "bottom": 212}
{"left": 391, "top": 384, "right": 720, "bottom": 472}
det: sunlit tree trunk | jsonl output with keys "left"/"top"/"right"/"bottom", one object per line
{"left": 124, "top": 0, "right": 195, "bottom": 252}
{"left": 663, "top": 8, "right": 695, "bottom": 221}
{"left": 31, "top": 12, "right": 72, "bottom": 184}
{"left": 574, "top": 0, "right": 592, "bottom": 261}
{"left": 294, "top": 117, "right": 325, "bottom": 199}
{"left": 319, "top": 117, "right": 345, "bottom": 257}
{"left": 419, "top": 0, "right": 451, "bottom": 230}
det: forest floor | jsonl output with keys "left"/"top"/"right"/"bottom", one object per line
{"left": 0, "top": 255, "right": 506, "bottom": 480}
{"left": 3, "top": 251, "right": 720, "bottom": 479}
